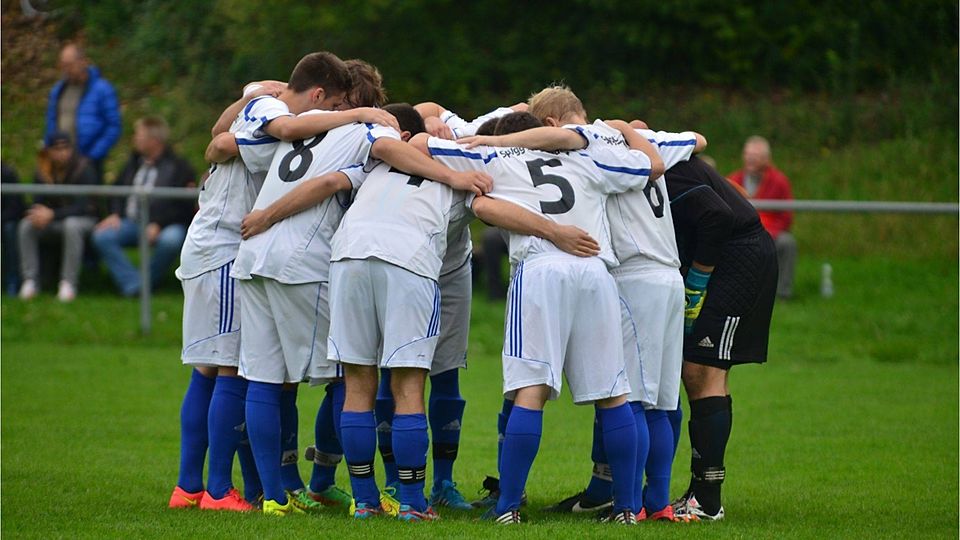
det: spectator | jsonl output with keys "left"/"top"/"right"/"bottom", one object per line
{"left": 2, "top": 163, "right": 25, "bottom": 296}
{"left": 728, "top": 136, "right": 796, "bottom": 298}
{"left": 45, "top": 42, "right": 121, "bottom": 181}
{"left": 92, "top": 116, "right": 196, "bottom": 297}
{"left": 17, "top": 132, "right": 99, "bottom": 302}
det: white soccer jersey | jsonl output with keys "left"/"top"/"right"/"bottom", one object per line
{"left": 177, "top": 96, "right": 292, "bottom": 279}
{"left": 331, "top": 159, "right": 463, "bottom": 280}
{"left": 440, "top": 107, "right": 514, "bottom": 139}
{"left": 427, "top": 137, "right": 653, "bottom": 267}
{"left": 231, "top": 112, "right": 401, "bottom": 284}
{"left": 578, "top": 121, "right": 699, "bottom": 268}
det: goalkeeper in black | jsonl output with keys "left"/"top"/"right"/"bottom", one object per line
{"left": 663, "top": 155, "right": 778, "bottom": 521}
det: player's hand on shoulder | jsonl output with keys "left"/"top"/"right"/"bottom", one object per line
{"left": 424, "top": 116, "right": 454, "bottom": 140}
{"left": 449, "top": 170, "right": 493, "bottom": 196}
{"left": 629, "top": 119, "right": 649, "bottom": 129}
{"left": 510, "top": 102, "right": 529, "bottom": 112}
{"left": 244, "top": 80, "right": 287, "bottom": 98}
{"left": 240, "top": 209, "right": 272, "bottom": 240}
{"left": 549, "top": 224, "right": 600, "bottom": 257}
{"left": 459, "top": 135, "right": 500, "bottom": 149}
{"left": 354, "top": 108, "right": 400, "bottom": 132}
{"left": 604, "top": 119, "right": 631, "bottom": 131}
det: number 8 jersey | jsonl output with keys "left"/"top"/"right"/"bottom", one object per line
{"left": 426, "top": 135, "right": 653, "bottom": 267}
{"left": 231, "top": 110, "right": 400, "bottom": 284}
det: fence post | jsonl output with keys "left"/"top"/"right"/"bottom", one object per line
{"left": 138, "top": 192, "right": 152, "bottom": 335}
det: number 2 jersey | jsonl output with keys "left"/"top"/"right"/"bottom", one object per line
{"left": 331, "top": 160, "right": 469, "bottom": 281}
{"left": 577, "top": 120, "right": 699, "bottom": 269}
{"left": 231, "top": 110, "right": 400, "bottom": 284}
{"left": 177, "top": 96, "right": 292, "bottom": 280}
{"left": 426, "top": 134, "right": 654, "bottom": 267}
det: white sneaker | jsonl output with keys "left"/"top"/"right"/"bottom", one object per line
{"left": 56, "top": 281, "right": 76, "bottom": 302}
{"left": 18, "top": 279, "right": 37, "bottom": 300}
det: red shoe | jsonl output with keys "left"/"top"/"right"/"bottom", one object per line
{"left": 200, "top": 488, "right": 255, "bottom": 512}
{"left": 647, "top": 504, "right": 690, "bottom": 522}
{"left": 168, "top": 486, "right": 203, "bottom": 509}
{"left": 636, "top": 507, "right": 647, "bottom": 521}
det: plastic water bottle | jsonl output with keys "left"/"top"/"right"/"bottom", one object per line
{"left": 820, "top": 263, "right": 834, "bottom": 298}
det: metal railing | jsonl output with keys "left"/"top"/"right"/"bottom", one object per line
{"left": 2, "top": 182, "right": 958, "bottom": 334}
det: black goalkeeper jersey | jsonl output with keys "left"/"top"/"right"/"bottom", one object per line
{"left": 664, "top": 156, "right": 764, "bottom": 270}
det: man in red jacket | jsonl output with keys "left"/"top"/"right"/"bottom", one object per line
{"left": 728, "top": 136, "right": 796, "bottom": 298}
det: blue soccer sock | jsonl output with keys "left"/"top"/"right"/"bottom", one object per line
{"left": 341, "top": 410, "right": 379, "bottom": 508}
{"left": 279, "top": 387, "right": 305, "bottom": 492}
{"left": 237, "top": 429, "right": 263, "bottom": 503}
{"left": 644, "top": 409, "right": 674, "bottom": 512}
{"left": 309, "top": 385, "right": 344, "bottom": 494}
{"left": 329, "top": 380, "right": 346, "bottom": 438}
{"left": 667, "top": 402, "right": 683, "bottom": 456}
{"left": 584, "top": 411, "right": 614, "bottom": 502}
{"left": 497, "top": 398, "right": 514, "bottom": 474}
{"left": 176, "top": 369, "right": 215, "bottom": 493}
{"left": 496, "top": 406, "right": 542, "bottom": 515}
{"left": 206, "top": 375, "right": 248, "bottom": 499}
{"left": 428, "top": 370, "right": 465, "bottom": 492}
{"left": 630, "top": 401, "right": 651, "bottom": 514}
{"left": 598, "top": 403, "right": 638, "bottom": 514}
{"left": 374, "top": 369, "right": 398, "bottom": 487}
{"left": 393, "top": 413, "right": 429, "bottom": 511}
{"left": 245, "top": 381, "right": 286, "bottom": 505}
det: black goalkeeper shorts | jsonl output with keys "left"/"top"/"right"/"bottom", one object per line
{"left": 684, "top": 229, "right": 778, "bottom": 369}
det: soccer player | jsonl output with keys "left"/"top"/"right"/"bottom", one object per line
{"left": 526, "top": 86, "right": 707, "bottom": 521}
{"left": 419, "top": 112, "right": 664, "bottom": 524}
{"left": 663, "top": 155, "right": 779, "bottom": 521}
{"left": 170, "top": 51, "right": 383, "bottom": 512}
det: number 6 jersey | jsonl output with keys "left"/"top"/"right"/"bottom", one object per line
{"left": 426, "top": 135, "right": 653, "bottom": 267}
{"left": 231, "top": 110, "right": 400, "bottom": 284}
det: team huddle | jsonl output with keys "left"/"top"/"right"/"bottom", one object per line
{"left": 168, "top": 51, "right": 778, "bottom": 525}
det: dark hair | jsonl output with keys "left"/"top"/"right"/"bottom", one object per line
{"left": 345, "top": 59, "right": 387, "bottom": 108}
{"left": 475, "top": 118, "right": 499, "bottom": 136}
{"left": 287, "top": 51, "right": 352, "bottom": 95}
{"left": 493, "top": 112, "right": 543, "bottom": 135}
{"left": 383, "top": 103, "right": 425, "bottom": 135}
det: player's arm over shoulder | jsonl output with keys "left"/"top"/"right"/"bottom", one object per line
{"left": 205, "top": 132, "right": 239, "bottom": 163}
{"left": 240, "top": 171, "right": 353, "bottom": 239}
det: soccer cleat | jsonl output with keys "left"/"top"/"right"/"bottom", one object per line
{"left": 429, "top": 480, "right": 473, "bottom": 510}
{"left": 637, "top": 507, "right": 647, "bottom": 521}
{"left": 397, "top": 504, "right": 440, "bottom": 522}
{"left": 600, "top": 509, "right": 637, "bottom": 524}
{"left": 168, "top": 486, "right": 203, "bottom": 509}
{"left": 379, "top": 485, "right": 401, "bottom": 517}
{"left": 351, "top": 501, "right": 384, "bottom": 519}
{"left": 308, "top": 485, "right": 353, "bottom": 507}
{"left": 543, "top": 489, "right": 613, "bottom": 513}
{"left": 471, "top": 476, "right": 527, "bottom": 508}
{"left": 199, "top": 488, "right": 255, "bottom": 512}
{"left": 671, "top": 492, "right": 724, "bottom": 521}
{"left": 287, "top": 489, "right": 324, "bottom": 513}
{"left": 494, "top": 510, "right": 521, "bottom": 524}
{"left": 262, "top": 497, "right": 305, "bottom": 516}
{"left": 647, "top": 504, "right": 690, "bottom": 522}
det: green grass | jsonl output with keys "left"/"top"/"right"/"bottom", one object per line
{"left": 1, "top": 254, "right": 957, "bottom": 538}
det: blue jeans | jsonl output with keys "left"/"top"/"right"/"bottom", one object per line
{"left": 92, "top": 219, "right": 186, "bottom": 296}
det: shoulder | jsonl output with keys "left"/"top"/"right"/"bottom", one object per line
{"left": 766, "top": 165, "right": 790, "bottom": 183}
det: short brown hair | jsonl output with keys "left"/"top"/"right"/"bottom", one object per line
{"left": 345, "top": 59, "right": 387, "bottom": 108}
{"left": 528, "top": 85, "right": 586, "bottom": 124}
{"left": 493, "top": 112, "right": 543, "bottom": 135}
{"left": 383, "top": 103, "right": 424, "bottom": 135}
{"left": 135, "top": 116, "right": 170, "bottom": 144}
{"left": 287, "top": 51, "right": 352, "bottom": 95}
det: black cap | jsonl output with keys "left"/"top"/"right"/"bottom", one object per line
{"left": 47, "top": 131, "right": 72, "bottom": 148}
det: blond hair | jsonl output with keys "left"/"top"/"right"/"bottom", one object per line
{"left": 528, "top": 85, "right": 586, "bottom": 124}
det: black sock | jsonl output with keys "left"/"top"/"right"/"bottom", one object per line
{"left": 687, "top": 395, "right": 732, "bottom": 514}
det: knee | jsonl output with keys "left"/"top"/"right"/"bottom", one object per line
{"left": 156, "top": 225, "right": 187, "bottom": 250}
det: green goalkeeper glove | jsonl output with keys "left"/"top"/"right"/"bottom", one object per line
{"left": 684, "top": 267, "right": 712, "bottom": 335}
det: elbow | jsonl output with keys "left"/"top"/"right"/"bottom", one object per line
{"left": 649, "top": 157, "right": 665, "bottom": 180}
{"left": 694, "top": 133, "right": 708, "bottom": 153}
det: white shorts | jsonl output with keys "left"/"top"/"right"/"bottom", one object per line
{"left": 431, "top": 258, "right": 471, "bottom": 376}
{"left": 327, "top": 258, "right": 441, "bottom": 370}
{"left": 181, "top": 262, "right": 240, "bottom": 367}
{"left": 502, "top": 253, "right": 629, "bottom": 404}
{"left": 614, "top": 262, "right": 685, "bottom": 409}
{"left": 236, "top": 276, "right": 327, "bottom": 384}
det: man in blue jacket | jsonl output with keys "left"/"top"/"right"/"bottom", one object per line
{"left": 45, "top": 43, "right": 121, "bottom": 181}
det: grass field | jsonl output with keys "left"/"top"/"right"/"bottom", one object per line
{"left": 2, "top": 255, "right": 957, "bottom": 539}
